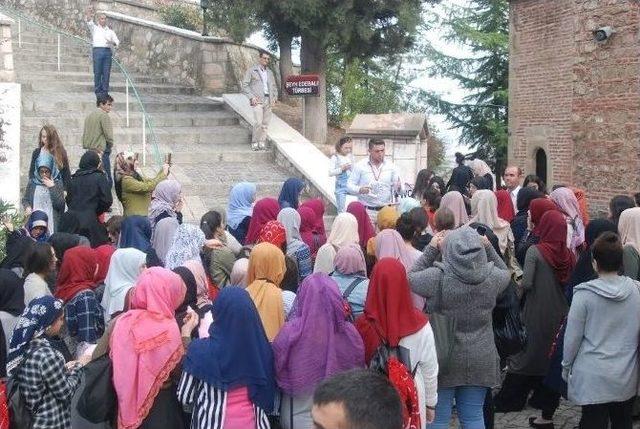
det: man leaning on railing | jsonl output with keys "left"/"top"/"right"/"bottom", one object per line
{"left": 85, "top": 6, "right": 119, "bottom": 99}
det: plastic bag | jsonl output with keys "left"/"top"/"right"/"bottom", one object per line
{"left": 493, "top": 280, "right": 527, "bottom": 358}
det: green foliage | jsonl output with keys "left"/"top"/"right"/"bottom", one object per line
{"left": 0, "top": 200, "right": 24, "bottom": 263}
{"left": 157, "top": 3, "right": 203, "bottom": 32}
{"left": 204, "top": 1, "right": 261, "bottom": 42}
{"left": 416, "top": 0, "right": 509, "bottom": 175}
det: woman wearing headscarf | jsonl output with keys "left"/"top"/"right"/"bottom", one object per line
{"left": 0, "top": 225, "right": 35, "bottom": 278}
{"left": 245, "top": 197, "right": 281, "bottom": 245}
{"left": 246, "top": 242, "right": 286, "bottom": 341}
{"left": 330, "top": 244, "right": 369, "bottom": 318}
{"left": 439, "top": 191, "right": 469, "bottom": 228}
{"left": 346, "top": 201, "right": 376, "bottom": 251}
{"left": 0, "top": 269, "right": 25, "bottom": 376}
{"left": 101, "top": 247, "right": 147, "bottom": 322}
{"left": 511, "top": 188, "right": 544, "bottom": 251}
{"left": 23, "top": 151, "right": 65, "bottom": 234}
{"left": 550, "top": 187, "right": 586, "bottom": 255}
{"left": 298, "top": 206, "right": 322, "bottom": 259}
{"left": 23, "top": 242, "right": 56, "bottom": 305}
{"left": 408, "top": 227, "right": 510, "bottom": 429}
{"left": 66, "top": 151, "right": 112, "bottom": 218}
{"left": 18, "top": 210, "right": 51, "bottom": 243}
{"left": 93, "top": 243, "right": 115, "bottom": 295}
{"left": 273, "top": 273, "right": 365, "bottom": 429}
{"left": 148, "top": 179, "right": 183, "bottom": 231}
{"left": 278, "top": 177, "right": 305, "bottom": 209}
{"left": 7, "top": 295, "right": 83, "bottom": 429}
{"left": 164, "top": 223, "right": 206, "bottom": 270}
{"left": 470, "top": 159, "right": 494, "bottom": 190}
{"left": 299, "top": 198, "right": 327, "bottom": 244}
{"left": 99, "top": 267, "right": 197, "bottom": 429}
{"left": 569, "top": 186, "right": 589, "bottom": 227}
{"left": 114, "top": 152, "right": 169, "bottom": 217}
{"left": 358, "top": 258, "right": 439, "bottom": 429}
{"left": 177, "top": 287, "right": 275, "bottom": 429}
{"left": 399, "top": 197, "right": 422, "bottom": 215}
{"left": 27, "top": 125, "right": 71, "bottom": 191}
{"left": 151, "top": 217, "right": 179, "bottom": 267}
{"left": 230, "top": 258, "right": 249, "bottom": 287}
{"left": 182, "top": 259, "right": 212, "bottom": 335}
{"left": 494, "top": 211, "right": 575, "bottom": 427}
{"left": 226, "top": 182, "right": 256, "bottom": 244}
{"left": 314, "top": 212, "right": 359, "bottom": 274}
{"left": 365, "top": 205, "right": 399, "bottom": 257}
{"left": 515, "top": 198, "right": 558, "bottom": 267}
{"left": 277, "top": 208, "right": 313, "bottom": 281}
{"left": 469, "top": 189, "right": 515, "bottom": 256}
{"left": 495, "top": 189, "right": 515, "bottom": 223}
{"left": 54, "top": 246, "right": 104, "bottom": 357}
{"left": 608, "top": 195, "right": 635, "bottom": 228}
{"left": 118, "top": 215, "right": 152, "bottom": 252}
{"left": 617, "top": 207, "right": 640, "bottom": 281}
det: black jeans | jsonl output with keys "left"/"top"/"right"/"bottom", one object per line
{"left": 580, "top": 398, "right": 634, "bottom": 429}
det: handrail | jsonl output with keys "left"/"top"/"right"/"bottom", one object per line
{"left": 0, "top": 5, "right": 163, "bottom": 168}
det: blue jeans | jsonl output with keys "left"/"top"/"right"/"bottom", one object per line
{"left": 429, "top": 386, "right": 486, "bottom": 429}
{"left": 335, "top": 190, "right": 347, "bottom": 213}
{"left": 92, "top": 47, "right": 112, "bottom": 96}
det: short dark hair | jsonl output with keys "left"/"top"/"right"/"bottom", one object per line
{"left": 368, "top": 138, "right": 385, "bottom": 150}
{"left": 396, "top": 212, "right": 416, "bottom": 240}
{"left": 592, "top": 231, "right": 623, "bottom": 273}
{"left": 259, "top": 51, "right": 270, "bottom": 58}
{"left": 335, "top": 136, "right": 352, "bottom": 152}
{"left": 634, "top": 192, "right": 640, "bottom": 207}
{"left": 423, "top": 188, "right": 441, "bottom": 209}
{"left": 435, "top": 207, "right": 455, "bottom": 231}
{"left": 25, "top": 242, "right": 54, "bottom": 276}
{"left": 313, "top": 369, "right": 403, "bottom": 429}
{"left": 610, "top": 195, "right": 636, "bottom": 226}
{"left": 96, "top": 94, "right": 114, "bottom": 107}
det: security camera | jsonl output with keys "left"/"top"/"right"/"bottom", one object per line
{"left": 593, "top": 26, "right": 615, "bottom": 42}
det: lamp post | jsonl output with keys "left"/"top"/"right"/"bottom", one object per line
{"left": 201, "top": 0, "right": 209, "bottom": 36}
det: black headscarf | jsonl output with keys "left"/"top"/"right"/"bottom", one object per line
{"left": 0, "top": 233, "right": 34, "bottom": 272}
{"left": 0, "top": 269, "right": 26, "bottom": 317}
{"left": 48, "top": 232, "right": 81, "bottom": 262}
{"left": 77, "top": 151, "right": 101, "bottom": 173}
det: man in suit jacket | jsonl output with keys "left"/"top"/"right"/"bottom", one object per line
{"left": 242, "top": 52, "right": 279, "bottom": 151}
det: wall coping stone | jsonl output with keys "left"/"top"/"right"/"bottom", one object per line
{"left": 0, "top": 12, "right": 15, "bottom": 25}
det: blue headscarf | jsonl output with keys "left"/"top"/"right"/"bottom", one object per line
{"left": 226, "top": 182, "right": 256, "bottom": 230}
{"left": 182, "top": 287, "right": 276, "bottom": 412}
{"left": 119, "top": 216, "right": 152, "bottom": 252}
{"left": 24, "top": 210, "right": 49, "bottom": 242}
{"left": 6, "top": 295, "right": 64, "bottom": 375}
{"left": 32, "top": 151, "right": 61, "bottom": 186}
{"left": 278, "top": 178, "right": 305, "bottom": 209}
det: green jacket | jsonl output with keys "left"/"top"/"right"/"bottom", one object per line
{"left": 120, "top": 170, "right": 167, "bottom": 217}
{"left": 82, "top": 109, "right": 113, "bottom": 152}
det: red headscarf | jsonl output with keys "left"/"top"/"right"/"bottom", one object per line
{"left": 495, "top": 190, "right": 515, "bottom": 223}
{"left": 355, "top": 258, "right": 428, "bottom": 363}
{"left": 94, "top": 244, "right": 115, "bottom": 284}
{"left": 529, "top": 198, "right": 558, "bottom": 236}
{"left": 257, "top": 220, "right": 287, "bottom": 251}
{"left": 347, "top": 201, "right": 376, "bottom": 249}
{"left": 535, "top": 210, "right": 576, "bottom": 285}
{"left": 55, "top": 246, "right": 98, "bottom": 302}
{"left": 298, "top": 206, "right": 321, "bottom": 258}
{"left": 244, "top": 197, "right": 280, "bottom": 245}
{"left": 299, "top": 198, "right": 327, "bottom": 239}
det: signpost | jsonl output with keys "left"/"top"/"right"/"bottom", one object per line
{"left": 285, "top": 74, "right": 320, "bottom": 137}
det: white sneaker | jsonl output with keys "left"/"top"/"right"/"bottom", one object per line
{"left": 251, "top": 144, "right": 259, "bottom": 151}
{"left": 259, "top": 143, "right": 266, "bottom": 150}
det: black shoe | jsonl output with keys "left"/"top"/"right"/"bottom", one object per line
{"left": 528, "top": 417, "right": 554, "bottom": 429}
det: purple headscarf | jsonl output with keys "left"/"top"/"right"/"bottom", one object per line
{"left": 334, "top": 243, "right": 367, "bottom": 276}
{"left": 272, "top": 273, "right": 365, "bottom": 395}
{"left": 148, "top": 180, "right": 181, "bottom": 229}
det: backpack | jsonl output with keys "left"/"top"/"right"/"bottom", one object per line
{"left": 341, "top": 277, "right": 365, "bottom": 322}
{"left": 369, "top": 342, "right": 421, "bottom": 429}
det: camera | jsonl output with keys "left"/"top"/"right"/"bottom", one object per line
{"left": 593, "top": 26, "right": 614, "bottom": 42}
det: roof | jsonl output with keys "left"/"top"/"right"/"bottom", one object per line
{"left": 346, "top": 113, "right": 429, "bottom": 139}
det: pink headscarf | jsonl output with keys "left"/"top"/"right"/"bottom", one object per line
{"left": 550, "top": 187, "right": 586, "bottom": 253}
{"left": 334, "top": 243, "right": 367, "bottom": 275}
{"left": 182, "top": 259, "right": 210, "bottom": 309}
{"left": 111, "top": 267, "right": 186, "bottom": 429}
{"left": 346, "top": 201, "right": 376, "bottom": 248}
{"left": 440, "top": 191, "right": 469, "bottom": 228}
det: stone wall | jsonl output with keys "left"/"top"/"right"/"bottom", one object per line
{"left": 508, "top": 0, "right": 640, "bottom": 215}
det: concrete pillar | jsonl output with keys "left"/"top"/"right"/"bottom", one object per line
{"left": 0, "top": 13, "right": 16, "bottom": 82}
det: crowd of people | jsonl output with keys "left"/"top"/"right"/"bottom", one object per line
{"left": 2, "top": 133, "right": 640, "bottom": 429}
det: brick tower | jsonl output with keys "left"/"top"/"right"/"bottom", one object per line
{"left": 508, "top": 0, "right": 640, "bottom": 215}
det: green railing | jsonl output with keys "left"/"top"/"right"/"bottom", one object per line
{"left": 0, "top": 5, "right": 163, "bottom": 168}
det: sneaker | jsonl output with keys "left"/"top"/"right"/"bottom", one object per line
{"left": 259, "top": 143, "right": 267, "bottom": 151}
{"left": 251, "top": 144, "right": 259, "bottom": 151}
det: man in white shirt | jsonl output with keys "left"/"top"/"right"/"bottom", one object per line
{"left": 241, "top": 52, "right": 278, "bottom": 151}
{"left": 347, "top": 139, "right": 402, "bottom": 224}
{"left": 85, "top": 8, "right": 119, "bottom": 98}
{"left": 503, "top": 165, "right": 522, "bottom": 213}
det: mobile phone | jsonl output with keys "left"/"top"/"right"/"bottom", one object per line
{"left": 165, "top": 153, "right": 172, "bottom": 165}
{"left": 476, "top": 225, "right": 487, "bottom": 236}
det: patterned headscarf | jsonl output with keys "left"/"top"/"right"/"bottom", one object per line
{"left": 258, "top": 220, "right": 287, "bottom": 251}
{"left": 7, "top": 295, "right": 64, "bottom": 375}
{"left": 32, "top": 151, "right": 61, "bottom": 186}
{"left": 164, "top": 224, "right": 206, "bottom": 270}
{"left": 148, "top": 180, "right": 181, "bottom": 229}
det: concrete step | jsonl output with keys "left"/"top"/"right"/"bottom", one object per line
{"left": 22, "top": 110, "right": 240, "bottom": 129}
{"left": 11, "top": 34, "right": 90, "bottom": 45}
{"left": 11, "top": 41, "right": 89, "bottom": 55}
{"left": 16, "top": 70, "right": 175, "bottom": 85}
{"left": 18, "top": 61, "right": 92, "bottom": 73}
{"left": 21, "top": 80, "right": 197, "bottom": 96}
{"left": 14, "top": 52, "right": 91, "bottom": 64}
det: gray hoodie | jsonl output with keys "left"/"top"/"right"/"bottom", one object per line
{"left": 562, "top": 275, "right": 640, "bottom": 405}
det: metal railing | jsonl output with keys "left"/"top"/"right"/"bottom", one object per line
{"left": 0, "top": 5, "right": 163, "bottom": 168}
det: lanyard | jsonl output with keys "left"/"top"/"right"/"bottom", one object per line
{"left": 369, "top": 162, "right": 383, "bottom": 182}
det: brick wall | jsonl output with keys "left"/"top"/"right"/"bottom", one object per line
{"left": 508, "top": 0, "right": 640, "bottom": 216}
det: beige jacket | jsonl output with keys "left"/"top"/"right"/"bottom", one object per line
{"left": 242, "top": 64, "right": 278, "bottom": 104}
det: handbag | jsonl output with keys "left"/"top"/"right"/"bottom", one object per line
{"left": 492, "top": 280, "right": 527, "bottom": 358}
{"left": 429, "top": 273, "right": 456, "bottom": 375}
{"left": 76, "top": 354, "right": 117, "bottom": 423}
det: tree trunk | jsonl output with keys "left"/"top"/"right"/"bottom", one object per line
{"left": 277, "top": 34, "right": 293, "bottom": 104}
{"left": 300, "top": 34, "right": 328, "bottom": 145}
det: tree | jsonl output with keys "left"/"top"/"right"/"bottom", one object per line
{"left": 416, "top": 0, "right": 509, "bottom": 176}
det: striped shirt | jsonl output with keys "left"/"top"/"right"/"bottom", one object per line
{"left": 177, "top": 372, "right": 270, "bottom": 429}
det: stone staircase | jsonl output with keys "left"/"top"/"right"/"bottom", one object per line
{"left": 12, "top": 27, "right": 293, "bottom": 221}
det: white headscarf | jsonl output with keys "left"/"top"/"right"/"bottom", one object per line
{"left": 164, "top": 224, "right": 206, "bottom": 270}
{"left": 313, "top": 212, "right": 359, "bottom": 274}
{"left": 101, "top": 248, "right": 147, "bottom": 322}
{"left": 469, "top": 189, "right": 512, "bottom": 254}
